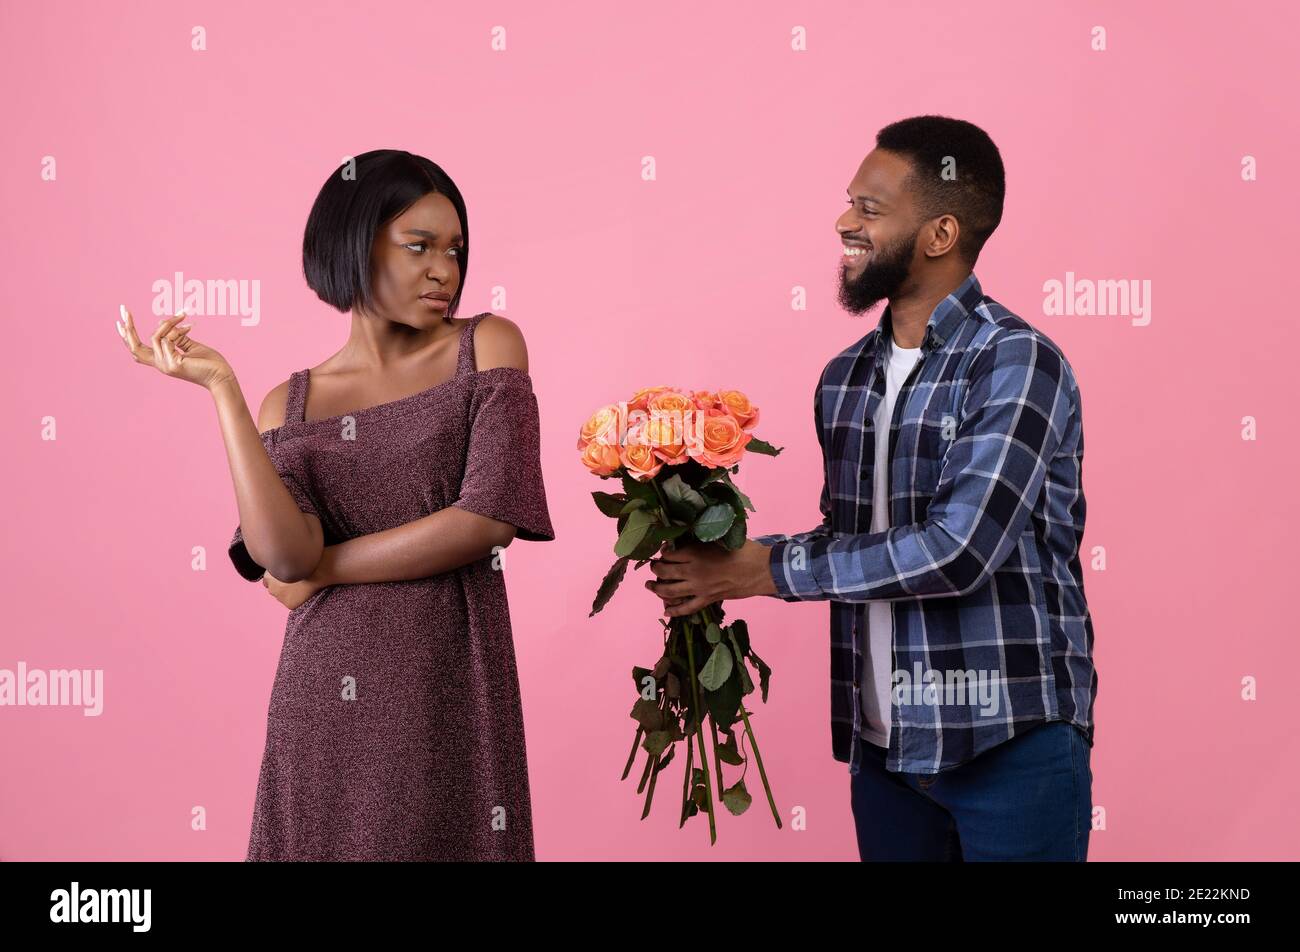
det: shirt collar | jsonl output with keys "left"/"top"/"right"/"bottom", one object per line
{"left": 868, "top": 271, "right": 984, "bottom": 362}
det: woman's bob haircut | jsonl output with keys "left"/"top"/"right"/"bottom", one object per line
{"left": 302, "top": 150, "right": 470, "bottom": 320}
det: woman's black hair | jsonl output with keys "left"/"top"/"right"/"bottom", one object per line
{"left": 302, "top": 150, "right": 470, "bottom": 320}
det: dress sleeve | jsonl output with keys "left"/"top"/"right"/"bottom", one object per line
{"left": 228, "top": 432, "right": 322, "bottom": 582}
{"left": 450, "top": 367, "right": 556, "bottom": 543}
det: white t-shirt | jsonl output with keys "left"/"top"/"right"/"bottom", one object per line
{"left": 860, "top": 334, "right": 923, "bottom": 748}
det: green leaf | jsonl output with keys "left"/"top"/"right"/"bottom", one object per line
{"left": 749, "top": 647, "right": 772, "bottom": 703}
{"left": 630, "top": 698, "right": 663, "bottom": 731}
{"left": 592, "top": 491, "right": 628, "bottom": 517}
{"left": 629, "top": 523, "right": 678, "bottom": 561}
{"left": 728, "top": 632, "right": 755, "bottom": 696}
{"left": 716, "top": 732, "right": 744, "bottom": 766}
{"left": 656, "top": 745, "right": 675, "bottom": 772}
{"left": 589, "top": 556, "right": 631, "bottom": 617}
{"left": 722, "top": 510, "right": 748, "bottom": 550}
{"left": 721, "top": 778, "right": 753, "bottom": 816}
{"left": 698, "top": 641, "right": 733, "bottom": 691}
{"left": 643, "top": 730, "right": 672, "bottom": 757}
{"left": 614, "top": 508, "right": 657, "bottom": 557}
{"left": 621, "top": 473, "right": 660, "bottom": 505}
{"left": 704, "top": 623, "right": 722, "bottom": 645}
{"left": 744, "top": 436, "right": 783, "bottom": 457}
{"left": 618, "top": 497, "right": 648, "bottom": 515}
{"left": 729, "top": 619, "right": 750, "bottom": 656}
{"left": 692, "top": 503, "right": 735, "bottom": 543}
{"left": 704, "top": 668, "right": 743, "bottom": 728}
{"left": 719, "top": 471, "right": 756, "bottom": 512}
{"left": 661, "top": 473, "right": 708, "bottom": 521}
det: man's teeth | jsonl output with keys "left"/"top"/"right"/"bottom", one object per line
{"left": 843, "top": 247, "right": 870, "bottom": 256}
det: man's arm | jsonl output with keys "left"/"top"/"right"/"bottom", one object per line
{"left": 765, "top": 331, "right": 1076, "bottom": 602}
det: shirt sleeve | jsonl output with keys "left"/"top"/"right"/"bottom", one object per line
{"left": 450, "top": 367, "right": 556, "bottom": 543}
{"left": 228, "top": 432, "right": 322, "bottom": 582}
{"left": 752, "top": 366, "right": 833, "bottom": 600}
{"left": 765, "top": 331, "right": 1076, "bottom": 602}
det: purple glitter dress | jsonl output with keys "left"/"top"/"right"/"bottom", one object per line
{"left": 227, "top": 313, "right": 555, "bottom": 861}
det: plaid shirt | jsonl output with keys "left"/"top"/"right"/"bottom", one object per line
{"left": 753, "top": 271, "right": 1097, "bottom": 775}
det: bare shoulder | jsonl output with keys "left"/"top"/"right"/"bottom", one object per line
{"left": 471, "top": 313, "right": 529, "bottom": 373}
{"left": 256, "top": 378, "right": 294, "bottom": 432}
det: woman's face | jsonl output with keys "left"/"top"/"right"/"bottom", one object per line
{"left": 365, "top": 190, "right": 464, "bottom": 327}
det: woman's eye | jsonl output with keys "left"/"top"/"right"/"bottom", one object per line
{"left": 405, "top": 243, "right": 462, "bottom": 257}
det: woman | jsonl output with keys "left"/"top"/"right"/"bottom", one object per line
{"left": 114, "top": 150, "right": 555, "bottom": 861}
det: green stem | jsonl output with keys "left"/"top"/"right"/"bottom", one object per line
{"left": 621, "top": 726, "right": 644, "bottom": 781}
{"left": 736, "top": 696, "right": 781, "bottom": 829}
{"left": 636, "top": 741, "right": 655, "bottom": 794}
{"left": 709, "top": 718, "right": 724, "bottom": 798}
{"left": 682, "top": 614, "right": 717, "bottom": 845}
{"left": 641, "top": 749, "right": 661, "bottom": 819}
{"left": 679, "top": 729, "right": 695, "bottom": 828}
{"left": 704, "top": 602, "right": 781, "bottom": 829}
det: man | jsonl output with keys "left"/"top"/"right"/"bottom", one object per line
{"left": 646, "top": 115, "right": 1097, "bottom": 861}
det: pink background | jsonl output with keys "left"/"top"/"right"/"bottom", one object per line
{"left": 2, "top": 0, "right": 1296, "bottom": 861}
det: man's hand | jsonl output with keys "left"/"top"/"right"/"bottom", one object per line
{"left": 645, "top": 538, "right": 777, "bottom": 618}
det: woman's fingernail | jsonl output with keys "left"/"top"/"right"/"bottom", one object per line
{"left": 115, "top": 321, "right": 125, "bottom": 337}
{"left": 119, "top": 304, "right": 128, "bottom": 321}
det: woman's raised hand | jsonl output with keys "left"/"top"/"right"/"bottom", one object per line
{"left": 115, "top": 304, "right": 236, "bottom": 391}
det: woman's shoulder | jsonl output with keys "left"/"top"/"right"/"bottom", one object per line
{"left": 470, "top": 313, "right": 529, "bottom": 374}
{"left": 256, "top": 376, "right": 297, "bottom": 432}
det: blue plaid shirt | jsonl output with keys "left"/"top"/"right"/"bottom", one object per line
{"left": 753, "top": 271, "right": 1097, "bottom": 775}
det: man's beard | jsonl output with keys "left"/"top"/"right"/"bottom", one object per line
{"left": 837, "top": 228, "right": 919, "bottom": 315}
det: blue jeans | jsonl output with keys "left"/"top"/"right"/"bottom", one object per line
{"left": 849, "top": 720, "right": 1092, "bottom": 861}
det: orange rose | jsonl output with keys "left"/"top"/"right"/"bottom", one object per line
{"left": 577, "top": 403, "right": 622, "bottom": 451}
{"left": 620, "top": 424, "right": 664, "bottom": 481}
{"left": 718, "top": 390, "right": 760, "bottom": 431}
{"left": 691, "top": 390, "right": 721, "bottom": 411}
{"left": 646, "top": 389, "right": 695, "bottom": 418}
{"left": 627, "top": 386, "right": 675, "bottom": 414}
{"left": 692, "top": 407, "right": 751, "bottom": 469}
{"left": 581, "top": 438, "right": 623, "bottom": 477}
{"left": 642, "top": 414, "right": 689, "bottom": 466}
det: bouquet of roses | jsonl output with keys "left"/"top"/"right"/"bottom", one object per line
{"left": 579, "top": 386, "right": 783, "bottom": 843}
